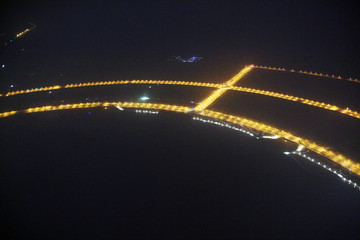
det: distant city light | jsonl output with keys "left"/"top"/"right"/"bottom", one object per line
{"left": 135, "top": 109, "right": 158, "bottom": 114}
{"left": 1, "top": 64, "right": 5, "bottom": 68}
{"left": 10, "top": 85, "right": 14, "bottom": 88}
{"left": 170, "top": 56, "right": 203, "bottom": 63}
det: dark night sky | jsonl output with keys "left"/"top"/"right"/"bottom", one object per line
{"left": 1, "top": 1, "right": 360, "bottom": 85}
{"left": 1, "top": 1, "right": 360, "bottom": 239}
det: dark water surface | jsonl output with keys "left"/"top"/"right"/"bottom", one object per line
{"left": 1, "top": 110, "right": 360, "bottom": 239}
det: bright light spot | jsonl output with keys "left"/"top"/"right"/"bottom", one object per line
{"left": 296, "top": 145, "right": 305, "bottom": 152}
{"left": 283, "top": 152, "right": 291, "bottom": 155}
{"left": 140, "top": 96, "right": 150, "bottom": 101}
{"left": 262, "top": 135, "right": 280, "bottom": 139}
{"left": 10, "top": 85, "right": 14, "bottom": 88}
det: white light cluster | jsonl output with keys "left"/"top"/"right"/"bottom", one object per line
{"left": 262, "top": 135, "right": 280, "bottom": 139}
{"left": 135, "top": 109, "right": 158, "bottom": 114}
{"left": 284, "top": 150, "right": 360, "bottom": 191}
{"left": 172, "top": 56, "right": 203, "bottom": 63}
{"left": 192, "top": 116, "right": 255, "bottom": 137}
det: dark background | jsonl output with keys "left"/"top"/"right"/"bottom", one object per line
{"left": 1, "top": 1, "right": 360, "bottom": 87}
{"left": 1, "top": 1, "right": 360, "bottom": 239}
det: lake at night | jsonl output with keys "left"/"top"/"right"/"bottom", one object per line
{"left": 1, "top": 109, "right": 360, "bottom": 239}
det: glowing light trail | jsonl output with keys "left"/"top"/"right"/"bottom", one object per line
{"left": 16, "top": 29, "right": 31, "bottom": 38}
{"left": 252, "top": 65, "right": 360, "bottom": 83}
{"left": 15, "top": 23, "right": 36, "bottom": 38}
{"left": 2, "top": 80, "right": 360, "bottom": 119}
{"left": 3, "top": 81, "right": 222, "bottom": 97}
{"left": 194, "top": 65, "right": 253, "bottom": 111}
{"left": 0, "top": 101, "right": 359, "bottom": 178}
{"left": 230, "top": 86, "right": 360, "bottom": 119}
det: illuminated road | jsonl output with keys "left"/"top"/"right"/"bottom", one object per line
{"left": 230, "top": 86, "right": 360, "bottom": 119}
{"left": 252, "top": 65, "right": 360, "bottom": 83}
{"left": 1, "top": 65, "right": 359, "bottom": 190}
{"left": 15, "top": 23, "right": 37, "bottom": 38}
{"left": 3, "top": 81, "right": 220, "bottom": 97}
{"left": 193, "top": 65, "right": 253, "bottom": 111}
{"left": 1, "top": 101, "right": 359, "bottom": 180}
{"left": 2, "top": 81, "right": 360, "bottom": 119}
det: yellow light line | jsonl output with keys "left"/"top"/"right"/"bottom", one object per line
{"left": 193, "top": 88, "right": 227, "bottom": 111}
{"left": 16, "top": 29, "right": 30, "bottom": 38}
{"left": 0, "top": 101, "right": 359, "bottom": 177}
{"left": 253, "top": 65, "right": 360, "bottom": 83}
{"left": 229, "top": 86, "right": 360, "bottom": 119}
{"left": 3, "top": 81, "right": 222, "bottom": 97}
{"left": 200, "top": 109, "right": 360, "bottom": 176}
{"left": 0, "top": 110, "right": 18, "bottom": 118}
{"left": 15, "top": 23, "right": 36, "bottom": 38}
{"left": 193, "top": 65, "right": 254, "bottom": 111}
{"left": 2, "top": 78, "right": 359, "bottom": 119}
{"left": 5, "top": 85, "right": 63, "bottom": 96}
